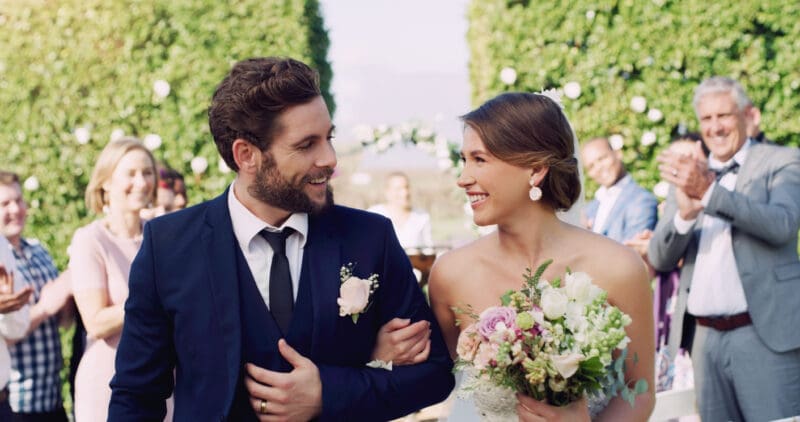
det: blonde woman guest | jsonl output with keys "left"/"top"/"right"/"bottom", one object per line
{"left": 68, "top": 137, "right": 171, "bottom": 421}
{"left": 368, "top": 172, "right": 433, "bottom": 252}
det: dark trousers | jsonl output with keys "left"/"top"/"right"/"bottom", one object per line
{"left": 0, "top": 389, "right": 12, "bottom": 421}
{"left": 10, "top": 407, "right": 69, "bottom": 422}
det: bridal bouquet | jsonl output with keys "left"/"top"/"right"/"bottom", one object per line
{"left": 455, "top": 260, "right": 647, "bottom": 409}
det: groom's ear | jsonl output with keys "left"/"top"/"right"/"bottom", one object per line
{"left": 232, "top": 138, "right": 260, "bottom": 174}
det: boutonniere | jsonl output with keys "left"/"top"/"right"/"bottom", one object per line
{"left": 337, "top": 263, "right": 379, "bottom": 323}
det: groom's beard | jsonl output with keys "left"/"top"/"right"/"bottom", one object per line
{"left": 248, "top": 154, "right": 334, "bottom": 214}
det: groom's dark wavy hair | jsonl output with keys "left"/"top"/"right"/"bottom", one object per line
{"left": 460, "top": 92, "right": 581, "bottom": 211}
{"left": 208, "top": 57, "right": 322, "bottom": 172}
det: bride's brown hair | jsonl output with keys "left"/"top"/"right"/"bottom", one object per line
{"left": 460, "top": 92, "right": 581, "bottom": 211}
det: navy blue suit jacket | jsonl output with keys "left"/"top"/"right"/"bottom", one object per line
{"left": 584, "top": 176, "right": 658, "bottom": 243}
{"left": 108, "top": 191, "right": 454, "bottom": 421}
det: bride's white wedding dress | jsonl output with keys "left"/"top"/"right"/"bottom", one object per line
{"left": 442, "top": 132, "right": 602, "bottom": 421}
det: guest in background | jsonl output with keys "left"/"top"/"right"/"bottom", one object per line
{"left": 581, "top": 137, "right": 658, "bottom": 243}
{"left": 1, "top": 236, "right": 30, "bottom": 419}
{"left": 368, "top": 172, "right": 433, "bottom": 252}
{"left": 1, "top": 171, "right": 72, "bottom": 421}
{"left": 649, "top": 77, "right": 800, "bottom": 421}
{"left": 68, "top": 137, "right": 171, "bottom": 421}
{"left": 141, "top": 165, "right": 188, "bottom": 219}
{"left": 745, "top": 104, "right": 770, "bottom": 143}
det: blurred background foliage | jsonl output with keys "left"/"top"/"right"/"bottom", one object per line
{"left": 0, "top": 0, "right": 333, "bottom": 268}
{"left": 466, "top": 0, "right": 800, "bottom": 196}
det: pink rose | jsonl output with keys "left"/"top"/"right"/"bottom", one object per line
{"left": 456, "top": 324, "right": 480, "bottom": 361}
{"left": 476, "top": 306, "right": 517, "bottom": 338}
{"left": 338, "top": 276, "right": 372, "bottom": 316}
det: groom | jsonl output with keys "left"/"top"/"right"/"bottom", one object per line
{"left": 108, "top": 57, "right": 454, "bottom": 421}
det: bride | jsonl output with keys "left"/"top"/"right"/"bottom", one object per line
{"left": 377, "top": 92, "right": 655, "bottom": 420}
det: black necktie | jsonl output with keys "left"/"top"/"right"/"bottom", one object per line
{"left": 713, "top": 161, "right": 739, "bottom": 181}
{"left": 260, "top": 228, "right": 294, "bottom": 333}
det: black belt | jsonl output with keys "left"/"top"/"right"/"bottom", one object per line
{"left": 695, "top": 312, "right": 752, "bottom": 331}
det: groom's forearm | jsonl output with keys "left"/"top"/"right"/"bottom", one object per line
{"left": 316, "top": 357, "right": 454, "bottom": 421}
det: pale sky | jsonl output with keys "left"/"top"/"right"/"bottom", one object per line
{"left": 319, "top": 0, "right": 472, "bottom": 147}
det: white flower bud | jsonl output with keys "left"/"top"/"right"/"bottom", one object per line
{"left": 647, "top": 108, "right": 664, "bottom": 122}
{"left": 143, "top": 133, "right": 162, "bottom": 150}
{"left": 23, "top": 176, "right": 39, "bottom": 191}
{"left": 608, "top": 134, "right": 625, "bottom": 150}
{"left": 190, "top": 156, "right": 208, "bottom": 175}
{"left": 499, "top": 67, "right": 517, "bottom": 85}
{"left": 641, "top": 131, "right": 657, "bottom": 146}
{"left": 153, "top": 79, "right": 171, "bottom": 99}
{"left": 563, "top": 81, "right": 581, "bottom": 99}
{"left": 630, "top": 96, "right": 647, "bottom": 113}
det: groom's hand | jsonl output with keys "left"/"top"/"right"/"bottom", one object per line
{"left": 245, "top": 339, "right": 322, "bottom": 421}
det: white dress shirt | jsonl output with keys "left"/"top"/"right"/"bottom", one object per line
{"left": 592, "top": 174, "right": 629, "bottom": 234}
{"left": 366, "top": 204, "right": 433, "bottom": 251}
{"left": 1, "top": 236, "right": 30, "bottom": 389}
{"left": 227, "top": 183, "right": 308, "bottom": 308}
{"left": 673, "top": 141, "right": 751, "bottom": 316}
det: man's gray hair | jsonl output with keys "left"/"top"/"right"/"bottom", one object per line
{"left": 693, "top": 76, "right": 752, "bottom": 113}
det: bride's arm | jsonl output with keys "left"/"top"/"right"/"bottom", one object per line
{"left": 427, "top": 254, "right": 462, "bottom": 360}
{"left": 595, "top": 248, "right": 656, "bottom": 421}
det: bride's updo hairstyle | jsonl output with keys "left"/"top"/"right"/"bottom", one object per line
{"left": 460, "top": 92, "right": 581, "bottom": 211}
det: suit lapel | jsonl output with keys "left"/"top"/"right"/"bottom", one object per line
{"left": 201, "top": 190, "right": 242, "bottom": 403}
{"left": 305, "top": 210, "right": 341, "bottom": 359}
{"left": 735, "top": 143, "right": 763, "bottom": 191}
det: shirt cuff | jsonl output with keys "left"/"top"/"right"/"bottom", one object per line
{"left": 672, "top": 213, "right": 695, "bottom": 235}
{"left": 701, "top": 182, "right": 716, "bottom": 207}
{"left": 366, "top": 359, "right": 393, "bottom": 371}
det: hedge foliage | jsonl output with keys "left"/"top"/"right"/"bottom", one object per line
{"left": 0, "top": 0, "right": 332, "bottom": 267}
{"left": 466, "top": 0, "right": 800, "bottom": 195}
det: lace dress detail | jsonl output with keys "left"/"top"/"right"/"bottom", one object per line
{"left": 456, "top": 370, "right": 611, "bottom": 421}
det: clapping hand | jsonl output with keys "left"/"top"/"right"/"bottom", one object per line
{"left": 245, "top": 339, "right": 322, "bottom": 421}
{"left": 371, "top": 317, "right": 431, "bottom": 365}
{"left": 0, "top": 264, "right": 33, "bottom": 314}
{"left": 657, "top": 141, "right": 714, "bottom": 200}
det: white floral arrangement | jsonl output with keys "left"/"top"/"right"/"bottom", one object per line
{"left": 355, "top": 121, "right": 461, "bottom": 172}
{"left": 455, "top": 259, "right": 647, "bottom": 407}
{"left": 337, "top": 263, "right": 379, "bottom": 324}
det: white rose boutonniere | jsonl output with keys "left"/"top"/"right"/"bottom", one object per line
{"left": 338, "top": 263, "right": 379, "bottom": 323}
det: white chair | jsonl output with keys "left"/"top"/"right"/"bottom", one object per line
{"left": 649, "top": 388, "right": 698, "bottom": 421}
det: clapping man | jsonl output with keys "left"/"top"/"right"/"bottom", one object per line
{"left": 1, "top": 171, "right": 72, "bottom": 421}
{"left": 1, "top": 235, "right": 31, "bottom": 419}
{"left": 648, "top": 76, "right": 800, "bottom": 421}
{"left": 581, "top": 137, "right": 658, "bottom": 243}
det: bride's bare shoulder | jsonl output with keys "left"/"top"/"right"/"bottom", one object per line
{"left": 570, "top": 228, "right": 648, "bottom": 288}
{"left": 428, "top": 236, "right": 491, "bottom": 291}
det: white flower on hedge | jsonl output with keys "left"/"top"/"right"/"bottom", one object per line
{"left": 641, "top": 131, "right": 657, "bottom": 146}
{"left": 586, "top": 10, "right": 596, "bottom": 20}
{"left": 609, "top": 134, "right": 625, "bottom": 150}
{"left": 218, "top": 158, "right": 231, "bottom": 174}
{"left": 143, "top": 133, "right": 162, "bottom": 150}
{"left": 647, "top": 108, "right": 664, "bottom": 122}
{"left": 153, "top": 79, "right": 171, "bottom": 99}
{"left": 653, "top": 181, "right": 670, "bottom": 198}
{"left": 74, "top": 126, "right": 91, "bottom": 144}
{"left": 190, "top": 156, "right": 208, "bottom": 175}
{"left": 499, "top": 67, "right": 517, "bottom": 85}
{"left": 23, "top": 176, "right": 39, "bottom": 191}
{"left": 630, "top": 96, "right": 647, "bottom": 113}
{"left": 563, "top": 81, "right": 581, "bottom": 99}
{"left": 110, "top": 128, "right": 125, "bottom": 142}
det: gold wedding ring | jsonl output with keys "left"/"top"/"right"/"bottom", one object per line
{"left": 260, "top": 399, "right": 267, "bottom": 414}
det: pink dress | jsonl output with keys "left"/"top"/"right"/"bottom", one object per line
{"left": 69, "top": 220, "right": 173, "bottom": 421}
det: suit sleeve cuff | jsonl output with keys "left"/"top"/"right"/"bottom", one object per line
{"left": 672, "top": 213, "right": 695, "bottom": 234}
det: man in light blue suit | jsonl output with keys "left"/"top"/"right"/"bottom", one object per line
{"left": 649, "top": 77, "right": 800, "bottom": 421}
{"left": 581, "top": 137, "right": 658, "bottom": 243}
{"left": 108, "top": 57, "right": 454, "bottom": 421}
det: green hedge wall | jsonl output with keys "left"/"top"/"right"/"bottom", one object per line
{"left": 466, "top": 0, "right": 800, "bottom": 195}
{"left": 0, "top": 0, "right": 333, "bottom": 267}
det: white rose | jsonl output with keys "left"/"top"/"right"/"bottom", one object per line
{"left": 110, "top": 128, "right": 125, "bottom": 142}
{"left": 499, "top": 67, "right": 517, "bottom": 85}
{"left": 565, "top": 272, "right": 593, "bottom": 304}
{"left": 23, "top": 176, "right": 39, "bottom": 191}
{"left": 153, "top": 79, "right": 171, "bottom": 98}
{"left": 641, "top": 131, "right": 657, "bottom": 146}
{"left": 608, "top": 134, "right": 625, "bottom": 150}
{"left": 653, "top": 181, "right": 670, "bottom": 198}
{"left": 540, "top": 289, "right": 568, "bottom": 320}
{"left": 630, "top": 96, "right": 647, "bottom": 113}
{"left": 551, "top": 352, "right": 584, "bottom": 378}
{"left": 337, "top": 276, "right": 372, "bottom": 316}
{"left": 563, "top": 81, "right": 581, "bottom": 99}
{"left": 74, "top": 126, "right": 91, "bottom": 144}
{"left": 143, "top": 133, "right": 162, "bottom": 150}
{"left": 647, "top": 108, "right": 664, "bottom": 122}
{"left": 190, "top": 156, "right": 208, "bottom": 175}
